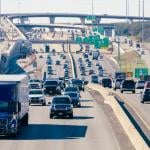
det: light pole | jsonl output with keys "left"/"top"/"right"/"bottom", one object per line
{"left": 91, "top": 0, "right": 94, "bottom": 30}
{"left": 142, "top": 0, "right": 144, "bottom": 45}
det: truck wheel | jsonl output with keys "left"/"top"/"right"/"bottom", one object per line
{"left": 42, "top": 102, "right": 46, "bottom": 106}
{"left": 113, "top": 88, "right": 116, "bottom": 91}
{"left": 121, "top": 90, "right": 123, "bottom": 93}
{"left": 141, "top": 100, "right": 144, "bottom": 103}
{"left": 69, "top": 114, "right": 73, "bottom": 119}
{"left": 24, "top": 114, "right": 29, "bottom": 126}
{"left": 132, "top": 90, "right": 135, "bottom": 94}
{"left": 50, "top": 114, "right": 54, "bottom": 119}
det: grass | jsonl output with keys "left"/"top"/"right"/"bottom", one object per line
{"left": 114, "top": 51, "right": 147, "bottom": 73}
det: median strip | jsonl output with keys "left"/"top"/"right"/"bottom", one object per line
{"left": 87, "top": 83, "right": 149, "bottom": 150}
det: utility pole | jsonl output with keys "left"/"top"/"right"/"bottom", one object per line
{"left": 126, "top": 0, "right": 128, "bottom": 36}
{"left": 142, "top": 0, "right": 144, "bottom": 45}
{"left": 117, "top": 37, "right": 121, "bottom": 71}
{"left": 91, "top": 0, "right": 94, "bottom": 30}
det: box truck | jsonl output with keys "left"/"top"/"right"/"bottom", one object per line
{"left": 0, "top": 75, "right": 29, "bottom": 136}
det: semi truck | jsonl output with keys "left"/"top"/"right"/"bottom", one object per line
{"left": 0, "top": 75, "right": 29, "bottom": 136}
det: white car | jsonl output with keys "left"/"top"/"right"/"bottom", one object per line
{"left": 29, "top": 89, "right": 46, "bottom": 106}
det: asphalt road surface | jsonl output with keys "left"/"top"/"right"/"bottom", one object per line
{"left": 0, "top": 44, "right": 135, "bottom": 150}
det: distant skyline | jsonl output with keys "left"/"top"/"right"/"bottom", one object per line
{"left": 2, "top": 0, "right": 150, "bottom": 17}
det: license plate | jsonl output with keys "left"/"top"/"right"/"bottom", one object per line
{"left": 58, "top": 112, "right": 63, "bottom": 115}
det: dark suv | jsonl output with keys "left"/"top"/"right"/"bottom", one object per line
{"left": 120, "top": 80, "right": 135, "bottom": 93}
{"left": 50, "top": 96, "right": 73, "bottom": 118}
{"left": 70, "top": 79, "right": 84, "bottom": 91}
{"left": 141, "top": 88, "right": 150, "bottom": 103}
{"left": 44, "top": 80, "right": 61, "bottom": 95}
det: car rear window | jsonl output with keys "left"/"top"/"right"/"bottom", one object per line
{"left": 44, "top": 80, "right": 58, "bottom": 86}
{"left": 53, "top": 97, "right": 71, "bottom": 104}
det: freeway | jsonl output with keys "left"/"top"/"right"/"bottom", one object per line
{"left": 0, "top": 43, "right": 134, "bottom": 150}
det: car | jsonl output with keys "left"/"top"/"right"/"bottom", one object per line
{"left": 144, "top": 81, "right": 150, "bottom": 88}
{"left": 63, "top": 63, "right": 68, "bottom": 69}
{"left": 89, "top": 69, "right": 94, "bottom": 75}
{"left": 80, "top": 70, "right": 86, "bottom": 76}
{"left": 91, "top": 75, "right": 99, "bottom": 83}
{"left": 46, "top": 59, "right": 52, "bottom": 65}
{"left": 49, "top": 95, "right": 73, "bottom": 118}
{"left": 70, "top": 78, "right": 85, "bottom": 91}
{"left": 47, "top": 69, "right": 53, "bottom": 75}
{"left": 29, "top": 82, "right": 41, "bottom": 89}
{"left": 135, "top": 80, "right": 145, "bottom": 89}
{"left": 29, "top": 89, "right": 46, "bottom": 106}
{"left": 98, "top": 70, "right": 104, "bottom": 77}
{"left": 39, "top": 55, "right": 43, "bottom": 58}
{"left": 120, "top": 80, "right": 135, "bottom": 93}
{"left": 78, "top": 58, "right": 82, "bottom": 62}
{"left": 101, "top": 78, "right": 112, "bottom": 88}
{"left": 141, "top": 88, "right": 150, "bottom": 103}
{"left": 113, "top": 78, "right": 124, "bottom": 90}
{"left": 47, "top": 65, "right": 52, "bottom": 71}
{"left": 64, "top": 92, "right": 81, "bottom": 107}
{"left": 56, "top": 60, "right": 60, "bottom": 65}
{"left": 64, "top": 86, "right": 80, "bottom": 95}
{"left": 87, "top": 61, "right": 92, "bottom": 67}
{"left": 44, "top": 80, "right": 61, "bottom": 95}
{"left": 62, "top": 55, "right": 66, "bottom": 59}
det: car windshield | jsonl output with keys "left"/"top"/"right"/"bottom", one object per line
{"left": 29, "top": 90, "right": 43, "bottom": 94}
{"left": 65, "top": 93, "right": 78, "bottom": 97}
{"left": 65, "top": 87, "right": 78, "bottom": 92}
{"left": 0, "top": 101, "right": 15, "bottom": 112}
{"left": 124, "top": 81, "right": 134, "bottom": 85}
{"left": 116, "top": 79, "right": 124, "bottom": 82}
{"left": 145, "top": 89, "right": 150, "bottom": 94}
{"left": 72, "top": 80, "right": 82, "bottom": 84}
{"left": 44, "top": 81, "right": 58, "bottom": 85}
{"left": 53, "top": 97, "right": 71, "bottom": 104}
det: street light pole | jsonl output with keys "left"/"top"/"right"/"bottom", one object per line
{"left": 91, "top": 0, "right": 94, "bottom": 30}
{"left": 142, "top": 0, "right": 144, "bottom": 45}
{"left": 117, "top": 37, "right": 121, "bottom": 71}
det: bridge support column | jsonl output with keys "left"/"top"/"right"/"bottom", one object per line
{"left": 20, "top": 17, "right": 29, "bottom": 24}
{"left": 94, "top": 18, "right": 101, "bottom": 26}
{"left": 49, "top": 17, "right": 55, "bottom": 32}
{"left": 112, "top": 29, "right": 115, "bottom": 38}
{"left": 80, "top": 18, "right": 85, "bottom": 25}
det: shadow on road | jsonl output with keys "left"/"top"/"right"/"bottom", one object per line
{"left": 80, "top": 100, "right": 93, "bottom": 102}
{"left": 1, "top": 124, "right": 87, "bottom": 140}
{"left": 80, "top": 106, "right": 94, "bottom": 108}
{"left": 72, "top": 116, "right": 94, "bottom": 120}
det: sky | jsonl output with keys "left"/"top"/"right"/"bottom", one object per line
{"left": 1, "top": 0, "right": 150, "bottom": 23}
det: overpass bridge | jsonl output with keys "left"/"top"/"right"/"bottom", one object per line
{"left": 4, "top": 12, "right": 149, "bottom": 32}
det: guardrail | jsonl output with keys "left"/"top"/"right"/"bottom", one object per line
{"left": 67, "top": 44, "right": 77, "bottom": 78}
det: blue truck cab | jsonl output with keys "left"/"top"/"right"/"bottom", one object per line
{"left": 0, "top": 75, "right": 29, "bottom": 136}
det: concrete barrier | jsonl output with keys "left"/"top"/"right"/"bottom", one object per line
{"left": 87, "top": 83, "right": 149, "bottom": 150}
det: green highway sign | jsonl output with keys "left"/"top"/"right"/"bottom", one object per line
{"left": 135, "top": 68, "right": 148, "bottom": 78}
{"left": 86, "top": 16, "right": 96, "bottom": 21}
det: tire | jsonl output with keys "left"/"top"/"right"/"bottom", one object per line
{"left": 69, "top": 113, "right": 73, "bottom": 119}
{"left": 141, "top": 100, "right": 144, "bottom": 103}
{"left": 42, "top": 102, "right": 46, "bottom": 106}
{"left": 50, "top": 114, "right": 54, "bottom": 119}
{"left": 24, "top": 114, "right": 29, "bottom": 126}
{"left": 114, "top": 88, "right": 116, "bottom": 91}
{"left": 121, "top": 90, "right": 123, "bottom": 93}
{"left": 132, "top": 90, "right": 135, "bottom": 94}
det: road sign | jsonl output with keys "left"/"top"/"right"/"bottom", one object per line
{"left": 86, "top": 16, "right": 96, "bottom": 21}
{"left": 135, "top": 68, "right": 148, "bottom": 78}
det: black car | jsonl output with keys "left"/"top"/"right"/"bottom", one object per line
{"left": 50, "top": 96, "right": 73, "bottom": 118}
{"left": 141, "top": 88, "right": 150, "bottom": 103}
{"left": 71, "top": 78, "right": 84, "bottom": 91}
{"left": 101, "top": 78, "right": 112, "bottom": 88}
{"left": 120, "top": 80, "right": 135, "bottom": 93}
{"left": 44, "top": 80, "right": 61, "bottom": 95}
